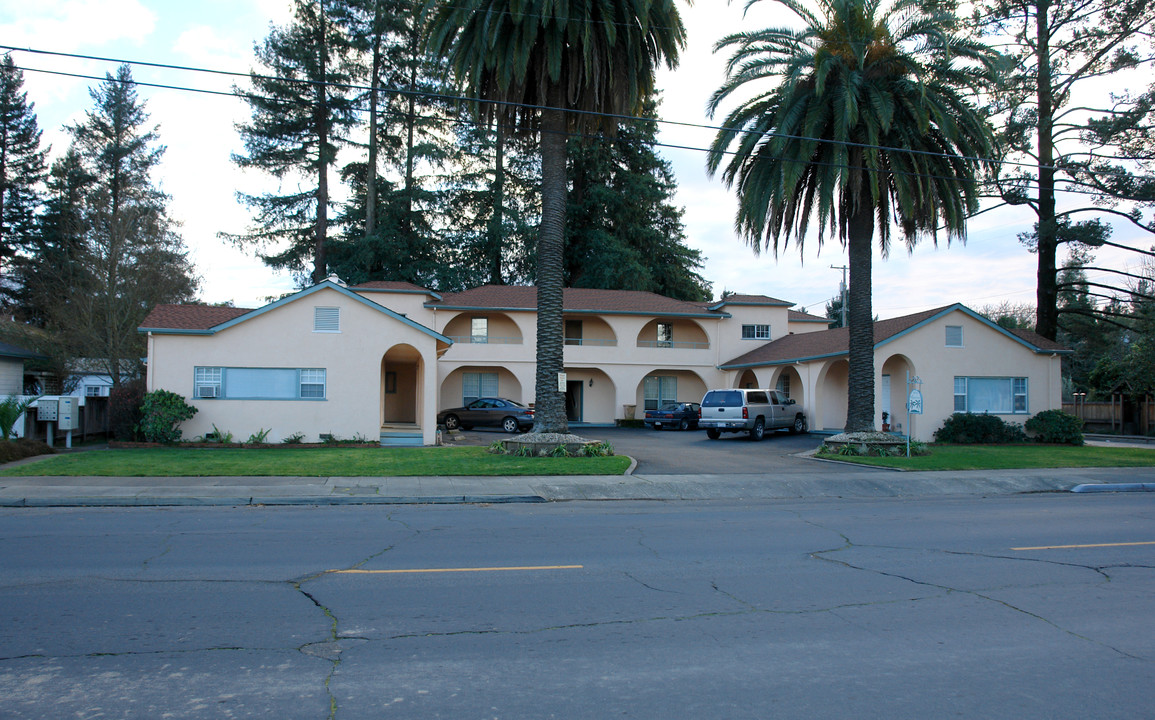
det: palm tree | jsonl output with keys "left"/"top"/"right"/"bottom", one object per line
{"left": 706, "top": 0, "right": 998, "bottom": 433}
{"left": 424, "top": 0, "right": 687, "bottom": 434}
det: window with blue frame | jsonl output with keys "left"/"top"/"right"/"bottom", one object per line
{"left": 193, "top": 367, "right": 326, "bottom": 400}
{"left": 953, "top": 376, "right": 1028, "bottom": 414}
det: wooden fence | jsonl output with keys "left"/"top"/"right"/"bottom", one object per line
{"left": 1063, "top": 396, "right": 1154, "bottom": 436}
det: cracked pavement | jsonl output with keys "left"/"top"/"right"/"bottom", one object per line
{"left": 1, "top": 494, "right": 1153, "bottom": 718}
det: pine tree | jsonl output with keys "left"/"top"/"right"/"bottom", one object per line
{"left": 0, "top": 54, "right": 48, "bottom": 291}
{"left": 228, "top": 0, "right": 359, "bottom": 285}
{"left": 565, "top": 100, "right": 710, "bottom": 302}
{"left": 50, "top": 66, "right": 196, "bottom": 385}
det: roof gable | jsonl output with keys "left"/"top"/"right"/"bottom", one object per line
{"left": 706, "top": 293, "right": 793, "bottom": 310}
{"left": 140, "top": 281, "right": 451, "bottom": 343}
{"left": 721, "top": 304, "right": 1069, "bottom": 368}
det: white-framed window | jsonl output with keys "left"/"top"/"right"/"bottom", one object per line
{"left": 643, "top": 375, "right": 678, "bottom": 410}
{"left": 742, "top": 324, "right": 771, "bottom": 340}
{"left": 657, "top": 322, "right": 673, "bottom": 348}
{"left": 195, "top": 366, "right": 223, "bottom": 399}
{"left": 314, "top": 306, "right": 340, "bottom": 333}
{"left": 462, "top": 371, "right": 499, "bottom": 405}
{"left": 299, "top": 369, "right": 327, "bottom": 398}
{"left": 84, "top": 385, "right": 104, "bottom": 397}
{"left": 193, "top": 367, "right": 326, "bottom": 400}
{"left": 945, "top": 325, "right": 963, "bottom": 347}
{"left": 953, "top": 376, "right": 1029, "bottom": 414}
{"left": 471, "top": 317, "right": 489, "bottom": 344}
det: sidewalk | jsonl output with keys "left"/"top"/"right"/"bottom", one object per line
{"left": 2, "top": 462, "right": 1153, "bottom": 507}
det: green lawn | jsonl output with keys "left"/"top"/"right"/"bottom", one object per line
{"left": 0, "top": 446, "right": 632, "bottom": 477}
{"left": 816, "top": 443, "right": 1155, "bottom": 471}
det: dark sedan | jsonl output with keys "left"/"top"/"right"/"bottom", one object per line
{"left": 438, "top": 397, "right": 535, "bottom": 433}
{"left": 643, "top": 402, "right": 701, "bottom": 431}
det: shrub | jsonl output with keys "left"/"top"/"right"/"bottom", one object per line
{"left": 0, "top": 437, "right": 53, "bottom": 464}
{"left": 1025, "top": 409, "right": 1084, "bottom": 445}
{"left": 109, "top": 378, "right": 146, "bottom": 441}
{"left": 137, "top": 390, "right": 198, "bottom": 444}
{"left": 933, "top": 413, "right": 1027, "bottom": 444}
{"left": 247, "top": 428, "right": 271, "bottom": 444}
{"left": 282, "top": 432, "right": 306, "bottom": 444}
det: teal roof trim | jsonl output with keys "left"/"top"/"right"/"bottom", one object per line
{"left": 720, "top": 351, "right": 846, "bottom": 370}
{"left": 428, "top": 304, "right": 728, "bottom": 319}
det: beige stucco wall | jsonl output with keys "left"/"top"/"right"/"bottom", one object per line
{"left": 147, "top": 287, "right": 443, "bottom": 444}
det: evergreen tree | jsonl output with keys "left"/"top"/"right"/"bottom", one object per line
{"left": 0, "top": 54, "right": 47, "bottom": 291}
{"left": 228, "top": 0, "right": 359, "bottom": 285}
{"left": 565, "top": 100, "right": 710, "bottom": 302}
{"left": 37, "top": 66, "right": 196, "bottom": 385}
{"left": 977, "top": 0, "right": 1155, "bottom": 339}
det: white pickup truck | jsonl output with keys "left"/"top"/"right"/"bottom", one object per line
{"left": 698, "top": 388, "right": 807, "bottom": 440}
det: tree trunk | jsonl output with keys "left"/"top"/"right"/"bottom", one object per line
{"left": 533, "top": 83, "right": 568, "bottom": 435}
{"left": 1034, "top": 0, "right": 1058, "bottom": 340}
{"left": 844, "top": 183, "right": 876, "bottom": 433}
{"left": 312, "top": 1, "right": 330, "bottom": 285}
{"left": 365, "top": 37, "right": 380, "bottom": 240}
{"left": 487, "top": 121, "right": 505, "bottom": 284}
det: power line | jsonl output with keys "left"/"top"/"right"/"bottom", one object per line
{"left": 6, "top": 43, "right": 1154, "bottom": 188}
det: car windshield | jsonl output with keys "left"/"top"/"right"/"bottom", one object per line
{"left": 702, "top": 391, "right": 742, "bottom": 407}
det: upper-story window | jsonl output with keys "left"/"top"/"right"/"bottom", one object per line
{"left": 314, "top": 306, "right": 340, "bottom": 333}
{"left": 565, "top": 320, "right": 583, "bottom": 345}
{"left": 657, "top": 322, "right": 673, "bottom": 348}
{"left": 742, "top": 324, "right": 771, "bottom": 340}
{"left": 945, "top": 325, "right": 963, "bottom": 347}
{"left": 471, "top": 317, "right": 489, "bottom": 344}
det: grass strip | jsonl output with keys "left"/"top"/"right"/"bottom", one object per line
{"left": 816, "top": 444, "right": 1155, "bottom": 471}
{"left": 0, "top": 446, "right": 632, "bottom": 477}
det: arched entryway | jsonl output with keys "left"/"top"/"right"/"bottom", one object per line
{"left": 734, "top": 369, "right": 763, "bottom": 388}
{"left": 382, "top": 344, "right": 423, "bottom": 426}
{"left": 770, "top": 365, "right": 804, "bottom": 406}
{"left": 814, "top": 359, "right": 849, "bottom": 432}
{"left": 880, "top": 354, "right": 916, "bottom": 433}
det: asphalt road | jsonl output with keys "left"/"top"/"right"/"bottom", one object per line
{"left": 2, "top": 494, "right": 1153, "bottom": 718}
{"left": 452, "top": 425, "right": 824, "bottom": 474}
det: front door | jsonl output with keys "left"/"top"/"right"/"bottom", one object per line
{"left": 566, "top": 381, "right": 583, "bottom": 422}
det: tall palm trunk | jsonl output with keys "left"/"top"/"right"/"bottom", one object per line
{"left": 1034, "top": 0, "right": 1058, "bottom": 340}
{"left": 533, "top": 84, "right": 568, "bottom": 434}
{"left": 845, "top": 181, "right": 875, "bottom": 432}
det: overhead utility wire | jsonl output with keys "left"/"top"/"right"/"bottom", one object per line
{"left": 15, "top": 62, "right": 1133, "bottom": 204}
{"left": 8, "top": 43, "right": 1152, "bottom": 187}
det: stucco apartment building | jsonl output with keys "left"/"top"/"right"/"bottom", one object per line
{"left": 140, "top": 279, "right": 1068, "bottom": 445}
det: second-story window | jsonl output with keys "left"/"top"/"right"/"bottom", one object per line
{"left": 471, "top": 317, "right": 489, "bottom": 344}
{"left": 657, "top": 322, "right": 673, "bottom": 347}
{"left": 565, "top": 320, "right": 583, "bottom": 345}
{"left": 742, "top": 324, "right": 771, "bottom": 340}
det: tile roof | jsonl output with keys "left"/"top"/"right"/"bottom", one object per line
{"left": 428, "top": 285, "right": 726, "bottom": 317}
{"left": 721, "top": 305, "right": 1069, "bottom": 367}
{"left": 140, "top": 305, "right": 253, "bottom": 331}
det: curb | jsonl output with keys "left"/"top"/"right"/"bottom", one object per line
{"left": 1070, "top": 483, "right": 1155, "bottom": 493}
{"left": 0, "top": 495, "right": 549, "bottom": 508}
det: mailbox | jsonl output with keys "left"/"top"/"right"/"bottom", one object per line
{"left": 36, "top": 398, "right": 58, "bottom": 422}
{"left": 58, "top": 397, "right": 80, "bottom": 431}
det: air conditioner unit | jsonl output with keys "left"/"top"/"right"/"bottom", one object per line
{"left": 197, "top": 386, "right": 218, "bottom": 399}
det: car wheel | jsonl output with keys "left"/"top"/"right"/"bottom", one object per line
{"left": 678, "top": 418, "right": 689, "bottom": 431}
{"left": 749, "top": 418, "right": 765, "bottom": 441}
{"left": 443, "top": 414, "right": 460, "bottom": 431}
{"left": 791, "top": 415, "right": 805, "bottom": 434}
{"left": 706, "top": 428, "right": 720, "bottom": 440}
{"left": 502, "top": 417, "right": 519, "bottom": 434}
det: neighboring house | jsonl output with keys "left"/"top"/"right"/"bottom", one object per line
{"left": 0, "top": 341, "right": 44, "bottom": 397}
{"left": 68, "top": 359, "right": 126, "bottom": 398}
{"left": 140, "top": 280, "right": 1067, "bottom": 445}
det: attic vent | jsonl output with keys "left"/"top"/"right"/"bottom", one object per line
{"left": 314, "top": 306, "right": 340, "bottom": 333}
{"left": 945, "top": 325, "right": 963, "bottom": 347}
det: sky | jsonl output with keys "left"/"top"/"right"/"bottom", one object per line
{"left": 0, "top": 0, "right": 1148, "bottom": 318}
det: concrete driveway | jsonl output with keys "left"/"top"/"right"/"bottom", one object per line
{"left": 445, "top": 425, "right": 825, "bottom": 475}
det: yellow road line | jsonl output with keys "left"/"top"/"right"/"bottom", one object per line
{"left": 326, "top": 564, "right": 584, "bottom": 575}
{"left": 1012, "top": 541, "right": 1155, "bottom": 551}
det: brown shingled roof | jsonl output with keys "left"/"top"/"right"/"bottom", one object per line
{"left": 721, "top": 304, "right": 1068, "bottom": 367}
{"left": 140, "top": 304, "right": 252, "bottom": 331}
{"left": 709, "top": 293, "right": 794, "bottom": 308}
{"left": 351, "top": 280, "right": 432, "bottom": 293}
{"left": 789, "top": 309, "right": 829, "bottom": 323}
{"left": 429, "top": 285, "right": 724, "bottom": 316}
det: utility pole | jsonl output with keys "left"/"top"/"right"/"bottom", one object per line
{"left": 831, "top": 264, "right": 848, "bottom": 328}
